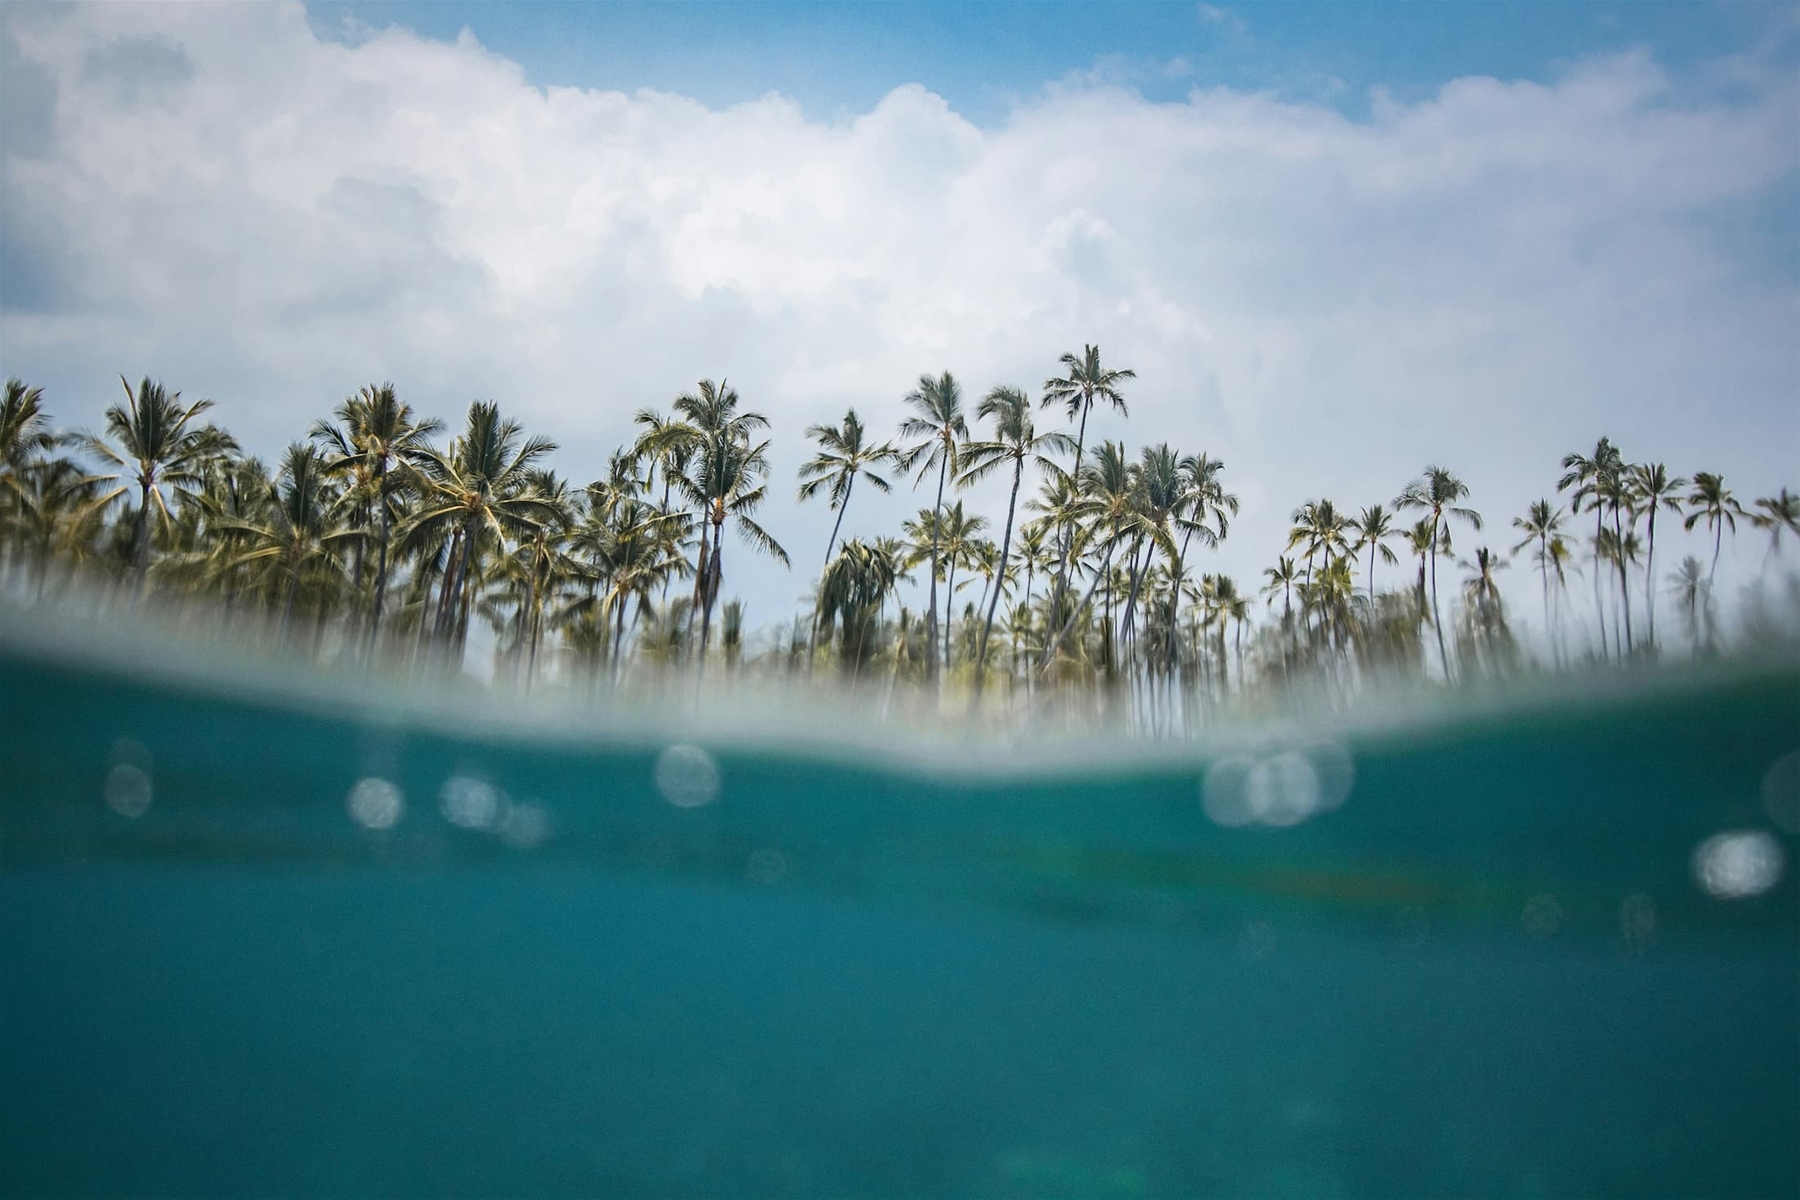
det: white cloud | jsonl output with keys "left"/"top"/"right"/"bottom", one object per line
{"left": 2, "top": 2, "right": 1796, "bottom": 643}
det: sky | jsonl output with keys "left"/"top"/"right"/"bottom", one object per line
{"left": 2, "top": 0, "right": 1797, "bottom": 655}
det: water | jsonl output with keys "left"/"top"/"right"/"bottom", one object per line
{"left": 2, "top": 632, "right": 1796, "bottom": 1198}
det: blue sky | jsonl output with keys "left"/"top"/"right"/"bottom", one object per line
{"left": 304, "top": 1, "right": 1797, "bottom": 121}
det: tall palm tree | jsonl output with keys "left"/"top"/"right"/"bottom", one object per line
{"left": 1040, "top": 345, "right": 1134, "bottom": 609}
{"left": 1626, "top": 462, "right": 1685, "bottom": 652}
{"left": 797, "top": 408, "right": 897, "bottom": 567}
{"left": 902, "top": 501, "right": 988, "bottom": 671}
{"left": 797, "top": 408, "right": 896, "bottom": 666}
{"left": 1559, "top": 438, "right": 1624, "bottom": 658}
{"left": 1039, "top": 440, "right": 1138, "bottom": 672}
{"left": 1396, "top": 466, "right": 1482, "bottom": 677}
{"left": 403, "top": 400, "right": 559, "bottom": 654}
{"left": 311, "top": 383, "right": 443, "bottom": 654}
{"left": 1288, "top": 499, "right": 1351, "bottom": 588}
{"left": 1683, "top": 472, "right": 1744, "bottom": 589}
{"left": 1751, "top": 488, "right": 1800, "bottom": 559}
{"left": 1, "top": 378, "right": 54, "bottom": 512}
{"left": 82, "top": 376, "right": 236, "bottom": 587}
{"left": 1511, "top": 500, "right": 1567, "bottom": 663}
{"left": 1262, "top": 556, "right": 1300, "bottom": 629}
{"left": 956, "top": 385, "right": 1076, "bottom": 684}
{"left": 1667, "top": 555, "right": 1713, "bottom": 655}
{"left": 1347, "top": 503, "right": 1400, "bottom": 602}
{"left": 220, "top": 444, "right": 354, "bottom": 638}
{"left": 674, "top": 391, "right": 790, "bottom": 672}
{"left": 897, "top": 371, "right": 967, "bottom": 677}
{"left": 1164, "top": 452, "right": 1235, "bottom": 669}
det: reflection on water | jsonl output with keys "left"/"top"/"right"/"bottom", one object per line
{"left": 2, "top": 643, "right": 1797, "bottom": 1198}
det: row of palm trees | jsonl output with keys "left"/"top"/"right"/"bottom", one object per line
{"left": 2, "top": 364, "right": 1795, "bottom": 719}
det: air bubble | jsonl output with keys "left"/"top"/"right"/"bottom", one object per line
{"left": 499, "top": 801, "right": 550, "bottom": 850}
{"left": 104, "top": 738, "right": 153, "bottom": 818}
{"left": 439, "top": 773, "right": 502, "bottom": 829}
{"left": 1521, "top": 893, "right": 1562, "bottom": 939}
{"left": 747, "top": 848, "right": 787, "bottom": 884}
{"left": 1692, "top": 830, "right": 1786, "bottom": 900}
{"left": 347, "top": 777, "right": 404, "bottom": 830}
{"left": 656, "top": 745, "right": 720, "bottom": 808}
{"left": 1619, "top": 893, "right": 1657, "bottom": 955}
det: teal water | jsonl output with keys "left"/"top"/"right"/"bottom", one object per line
{"left": 2, "top": 639, "right": 1796, "bottom": 1198}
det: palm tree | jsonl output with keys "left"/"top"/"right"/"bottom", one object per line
{"left": 897, "top": 371, "right": 967, "bottom": 677}
{"left": 1512, "top": 500, "right": 1568, "bottom": 664}
{"left": 1749, "top": 488, "right": 1799, "bottom": 560}
{"left": 797, "top": 408, "right": 896, "bottom": 666}
{"left": 1, "top": 378, "right": 54, "bottom": 511}
{"left": 1040, "top": 345, "right": 1134, "bottom": 609}
{"left": 1627, "top": 462, "right": 1686, "bottom": 653}
{"left": 1262, "top": 556, "right": 1300, "bottom": 628}
{"left": 82, "top": 376, "right": 236, "bottom": 588}
{"left": 797, "top": 408, "right": 897, "bottom": 567}
{"left": 817, "top": 538, "right": 901, "bottom": 678}
{"left": 311, "top": 383, "right": 443, "bottom": 654}
{"left": 403, "top": 400, "right": 559, "bottom": 655}
{"left": 1039, "top": 440, "right": 1137, "bottom": 673}
{"left": 956, "top": 385, "right": 1076, "bottom": 685}
{"left": 1559, "top": 438, "right": 1624, "bottom": 658}
{"left": 1347, "top": 503, "right": 1400, "bottom": 602}
{"left": 1683, "top": 472, "right": 1745, "bottom": 588}
{"left": 219, "top": 444, "right": 354, "bottom": 638}
{"left": 672, "top": 382, "right": 790, "bottom": 671}
{"left": 1396, "top": 466, "right": 1482, "bottom": 678}
{"left": 1288, "top": 499, "right": 1350, "bottom": 588}
{"left": 1667, "top": 555, "right": 1713, "bottom": 655}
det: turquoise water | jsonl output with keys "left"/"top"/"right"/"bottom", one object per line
{"left": 2, "top": 635, "right": 1796, "bottom": 1198}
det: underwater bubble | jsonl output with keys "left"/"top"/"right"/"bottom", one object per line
{"left": 1303, "top": 740, "right": 1355, "bottom": 812}
{"left": 439, "top": 773, "right": 502, "bottom": 829}
{"left": 655, "top": 744, "right": 720, "bottom": 808}
{"left": 346, "top": 777, "right": 404, "bottom": 831}
{"left": 1692, "top": 830, "right": 1786, "bottom": 900}
{"left": 1201, "top": 757, "right": 1257, "bottom": 827}
{"left": 746, "top": 848, "right": 787, "bottom": 885}
{"left": 499, "top": 801, "right": 550, "bottom": 850}
{"left": 1521, "top": 893, "right": 1562, "bottom": 939}
{"left": 1247, "top": 752, "right": 1319, "bottom": 827}
{"left": 1619, "top": 893, "right": 1657, "bottom": 954}
{"left": 104, "top": 764, "right": 153, "bottom": 819}
{"left": 1762, "top": 752, "right": 1800, "bottom": 836}
{"left": 103, "top": 739, "right": 154, "bottom": 818}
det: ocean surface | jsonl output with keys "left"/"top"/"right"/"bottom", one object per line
{"left": 2, "top": 627, "right": 1797, "bottom": 1198}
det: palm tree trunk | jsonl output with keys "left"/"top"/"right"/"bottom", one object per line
{"left": 696, "top": 512, "right": 724, "bottom": 685}
{"left": 973, "top": 459, "right": 1022, "bottom": 691}
{"left": 1039, "top": 535, "right": 1114, "bottom": 673}
{"left": 806, "top": 479, "right": 855, "bottom": 672}
{"left": 132, "top": 479, "right": 153, "bottom": 594}
{"left": 281, "top": 556, "right": 301, "bottom": 642}
{"left": 1539, "top": 534, "right": 1552, "bottom": 669}
{"left": 1591, "top": 508, "right": 1607, "bottom": 660}
{"left": 928, "top": 452, "right": 947, "bottom": 680}
{"left": 1613, "top": 505, "right": 1632, "bottom": 652}
{"left": 367, "top": 463, "right": 391, "bottom": 662}
{"left": 1644, "top": 508, "right": 1658, "bottom": 652}
{"left": 1429, "top": 514, "right": 1449, "bottom": 679}
{"left": 1367, "top": 543, "right": 1377, "bottom": 604}
{"left": 1050, "top": 399, "right": 1090, "bottom": 612}
{"left": 943, "top": 557, "right": 957, "bottom": 673}
{"left": 1710, "top": 522, "right": 1722, "bottom": 588}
